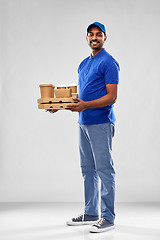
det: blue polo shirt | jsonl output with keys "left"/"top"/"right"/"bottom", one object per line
{"left": 78, "top": 48, "right": 120, "bottom": 125}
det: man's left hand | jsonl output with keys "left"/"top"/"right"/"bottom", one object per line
{"left": 65, "top": 98, "right": 87, "bottom": 112}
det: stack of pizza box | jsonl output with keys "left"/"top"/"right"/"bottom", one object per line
{"left": 37, "top": 84, "right": 78, "bottom": 110}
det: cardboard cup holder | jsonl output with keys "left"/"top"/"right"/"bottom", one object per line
{"left": 38, "top": 84, "right": 78, "bottom": 110}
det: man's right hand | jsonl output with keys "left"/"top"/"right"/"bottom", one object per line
{"left": 46, "top": 109, "right": 59, "bottom": 114}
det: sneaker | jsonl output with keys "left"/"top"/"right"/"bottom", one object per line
{"left": 66, "top": 213, "right": 99, "bottom": 226}
{"left": 90, "top": 218, "right": 114, "bottom": 233}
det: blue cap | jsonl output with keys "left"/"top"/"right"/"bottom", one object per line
{"left": 87, "top": 22, "right": 106, "bottom": 35}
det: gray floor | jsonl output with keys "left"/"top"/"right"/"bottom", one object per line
{"left": 0, "top": 202, "right": 160, "bottom": 240}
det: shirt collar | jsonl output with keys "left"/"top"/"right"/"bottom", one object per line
{"left": 89, "top": 48, "right": 105, "bottom": 59}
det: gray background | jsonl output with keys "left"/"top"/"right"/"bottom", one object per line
{"left": 0, "top": 0, "right": 160, "bottom": 202}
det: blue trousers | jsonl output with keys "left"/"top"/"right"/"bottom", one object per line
{"left": 79, "top": 122, "right": 115, "bottom": 224}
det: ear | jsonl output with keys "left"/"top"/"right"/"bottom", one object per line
{"left": 104, "top": 35, "right": 107, "bottom": 42}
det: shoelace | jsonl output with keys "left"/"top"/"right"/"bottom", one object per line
{"left": 74, "top": 213, "right": 84, "bottom": 221}
{"left": 95, "top": 218, "right": 105, "bottom": 227}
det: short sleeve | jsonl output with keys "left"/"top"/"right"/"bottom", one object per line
{"left": 104, "top": 60, "right": 120, "bottom": 85}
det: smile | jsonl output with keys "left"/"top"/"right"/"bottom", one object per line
{"left": 90, "top": 41, "right": 100, "bottom": 44}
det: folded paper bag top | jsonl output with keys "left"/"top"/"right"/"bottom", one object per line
{"left": 54, "top": 89, "right": 72, "bottom": 98}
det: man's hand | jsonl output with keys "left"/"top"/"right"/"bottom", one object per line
{"left": 46, "top": 109, "right": 59, "bottom": 114}
{"left": 66, "top": 98, "right": 87, "bottom": 112}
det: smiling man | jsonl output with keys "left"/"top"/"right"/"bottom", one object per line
{"left": 66, "top": 22, "right": 120, "bottom": 233}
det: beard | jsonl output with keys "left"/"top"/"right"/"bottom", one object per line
{"left": 89, "top": 40, "right": 104, "bottom": 51}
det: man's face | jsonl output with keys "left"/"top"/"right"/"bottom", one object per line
{"left": 86, "top": 26, "right": 107, "bottom": 51}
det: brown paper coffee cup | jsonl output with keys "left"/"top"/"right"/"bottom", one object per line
{"left": 39, "top": 84, "right": 55, "bottom": 98}
{"left": 68, "top": 86, "right": 77, "bottom": 93}
{"left": 57, "top": 87, "right": 66, "bottom": 89}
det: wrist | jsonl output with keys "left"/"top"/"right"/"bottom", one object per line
{"left": 84, "top": 101, "right": 89, "bottom": 109}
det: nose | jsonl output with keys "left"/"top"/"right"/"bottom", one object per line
{"left": 91, "top": 35, "right": 98, "bottom": 42}
{"left": 92, "top": 34, "right": 98, "bottom": 40}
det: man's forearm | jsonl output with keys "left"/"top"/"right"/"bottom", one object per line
{"left": 84, "top": 94, "right": 116, "bottom": 109}
{"left": 66, "top": 84, "right": 118, "bottom": 112}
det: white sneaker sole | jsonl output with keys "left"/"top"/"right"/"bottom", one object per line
{"left": 66, "top": 220, "right": 98, "bottom": 226}
{"left": 90, "top": 225, "right": 115, "bottom": 233}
